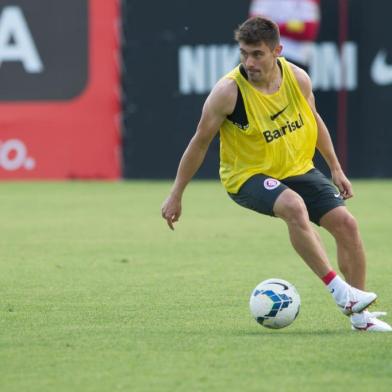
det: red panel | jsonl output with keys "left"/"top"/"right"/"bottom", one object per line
{"left": 0, "top": 0, "right": 121, "bottom": 179}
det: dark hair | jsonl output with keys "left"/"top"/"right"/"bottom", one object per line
{"left": 234, "top": 17, "right": 280, "bottom": 49}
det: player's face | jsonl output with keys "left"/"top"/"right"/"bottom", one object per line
{"left": 239, "top": 41, "right": 282, "bottom": 83}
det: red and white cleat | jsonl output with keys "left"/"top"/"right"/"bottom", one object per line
{"left": 337, "top": 286, "right": 377, "bottom": 316}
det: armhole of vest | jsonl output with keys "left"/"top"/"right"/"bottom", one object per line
{"left": 227, "top": 83, "right": 249, "bottom": 129}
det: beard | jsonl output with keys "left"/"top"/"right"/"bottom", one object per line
{"left": 247, "top": 69, "right": 262, "bottom": 83}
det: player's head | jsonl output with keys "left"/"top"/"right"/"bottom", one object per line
{"left": 235, "top": 17, "right": 280, "bottom": 49}
{"left": 234, "top": 17, "right": 282, "bottom": 82}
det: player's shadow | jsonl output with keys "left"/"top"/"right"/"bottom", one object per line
{"left": 231, "top": 329, "right": 351, "bottom": 336}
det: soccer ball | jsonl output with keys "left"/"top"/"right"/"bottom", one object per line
{"left": 249, "top": 278, "right": 301, "bottom": 329}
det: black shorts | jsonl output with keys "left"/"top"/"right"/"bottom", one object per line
{"left": 228, "top": 169, "right": 345, "bottom": 225}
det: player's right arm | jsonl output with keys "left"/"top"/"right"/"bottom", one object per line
{"left": 161, "top": 78, "right": 237, "bottom": 230}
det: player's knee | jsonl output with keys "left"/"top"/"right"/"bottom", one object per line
{"left": 275, "top": 193, "right": 308, "bottom": 224}
{"left": 336, "top": 212, "right": 358, "bottom": 237}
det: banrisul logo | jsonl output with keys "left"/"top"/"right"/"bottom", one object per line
{"left": 0, "top": 1, "right": 88, "bottom": 101}
{"left": 263, "top": 113, "right": 305, "bottom": 143}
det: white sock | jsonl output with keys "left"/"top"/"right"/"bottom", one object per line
{"left": 326, "top": 275, "right": 350, "bottom": 305}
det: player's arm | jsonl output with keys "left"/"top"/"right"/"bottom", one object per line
{"left": 161, "top": 79, "right": 237, "bottom": 230}
{"left": 291, "top": 64, "right": 353, "bottom": 199}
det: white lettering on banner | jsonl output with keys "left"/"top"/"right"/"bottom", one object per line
{"left": 309, "top": 42, "right": 357, "bottom": 90}
{"left": 0, "top": 139, "right": 36, "bottom": 171}
{"left": 0, "top": 6, "right": 44, "bottom": 73}
{"left": 178, "top": 42, "right": 358, "bottom": 94}
{"left": 371, "top": 50, "right": 392, "bottom": 86}
{"left": 179, "top": 44, "right": 239, "bottom": 94}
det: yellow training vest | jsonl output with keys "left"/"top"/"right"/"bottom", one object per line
{"left": 219, "top": 57, "right": 317, "bottom": 193}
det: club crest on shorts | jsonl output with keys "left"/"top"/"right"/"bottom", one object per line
{"left": 264, "top": 178, "right": 280, "bottom": 190}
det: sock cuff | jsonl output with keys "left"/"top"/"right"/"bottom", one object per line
{"left": 322, "top": 270, "right": 337, "bottom": 285}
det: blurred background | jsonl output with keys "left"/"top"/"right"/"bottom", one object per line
{"left": 0, "top": 0, "right": 391, "bottom": 181}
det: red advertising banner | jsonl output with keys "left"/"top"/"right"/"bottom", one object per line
{"left": 0, "top": 0, "right": 120, "bottom": 179}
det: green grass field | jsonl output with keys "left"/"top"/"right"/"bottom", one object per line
{"left": 1, "top": 180, "right": 392, "bottom": 392}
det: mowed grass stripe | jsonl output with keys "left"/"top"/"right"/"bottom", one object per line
{"left": 0, "top": 180, "right": 391, "bottom": 392}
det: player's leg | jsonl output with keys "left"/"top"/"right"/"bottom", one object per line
{"left": 273, "top": 188, "right": 332, "bottom": 278}
{"left": 282, "top": 169, "right": 379, "bottom": 317}
{"left": 229, "top": 173, "right": 378, "bottom": 317}
{"left": 316, "top": 206, "right": 390, "bottom": 330}
{"left": 229, "top": 174, "right": 332, "bottom": 277}
{"left": 284, "top": 169, "right": 355, "bottom": 282}
{"left": 319, "top": 206, "right": 366, "bottom": 290}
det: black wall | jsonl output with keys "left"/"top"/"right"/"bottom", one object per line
{"left": 122, "top": 0, "right": 392, "bottom": 179}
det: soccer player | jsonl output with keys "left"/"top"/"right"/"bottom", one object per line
{"left": 161, "top": 17, "right": 391, "bottom": 332}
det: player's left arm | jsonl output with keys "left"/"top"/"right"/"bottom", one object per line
{"left": 291, "top": 64, "right": 353, "bottom": 199}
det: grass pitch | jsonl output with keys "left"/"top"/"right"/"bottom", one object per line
{"left": 1, "top": 180, "right": 392, "bottom": 392}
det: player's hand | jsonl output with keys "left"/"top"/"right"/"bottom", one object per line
{"left": 161, "top": 195, "right": 182, "bottom": 230}
{"left": 332, "top": 168, "right": 353, "bottom": 200}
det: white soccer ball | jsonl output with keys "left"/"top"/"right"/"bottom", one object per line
{"left": 249, "top": 278, "right": 301, "bottom": 329}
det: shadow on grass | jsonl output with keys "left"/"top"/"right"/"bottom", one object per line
{"left": 162, "top": 327, "right": 352, "bottom": 338}
{"left": 231, "top": 329, "right": 349, "bottom": 337}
